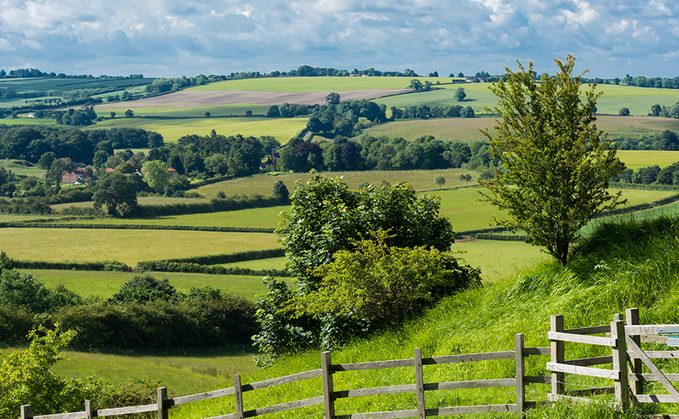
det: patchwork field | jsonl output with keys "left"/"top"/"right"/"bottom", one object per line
{"left": 1, "top": 229, "right": 280, "bottom": 266}
{"left": 85, "top": 116, "right": 308, "bottom": 143}
{"left": 616, "top": 150, "right": 679, "bottom": 170}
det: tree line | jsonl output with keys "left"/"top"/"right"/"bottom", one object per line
{"left": 276, "top": 134, "right": 496, "bottom": 176}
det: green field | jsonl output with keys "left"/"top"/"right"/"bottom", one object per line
{"left": 0, "top": 345, "right": 258, "bottom": 397}
{"left": 21, "top": 269, "right": 289, "bottom": 301}
{"left": 186, "top": 77, "right": 456, "bottom": 93}
{"left": 616, "top": 150, "right": 679, "bottom": 170}
{"left": 360, "top": 115, "right": 679, "bottom": 144}
{"left": 0, "top": 77, "right": 153, "bottom": 93}
{"left": 85, "top": 117, "right": 307, "bottom": 143}
{"left": 1, "top": 229, "right": 280, "bottom": 266}
{"left": 375, "top": 87, "right": 498, "bottom": 114}
{"left": 51, "top": 196, "right": 210, "bottom": 212}
{"left": 197, "top": 169, "right": 480, "bottom": 198}
{"left": 0, "top": 159, "right": 47, "bottom": 177}
{"left": 60, "top": 207, "right": 287, "bottom": 229}
{"left": 96, "top": 105, "right": 271, "bottom": 118}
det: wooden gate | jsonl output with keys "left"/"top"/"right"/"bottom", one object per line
{"left": 548, "top": 307, "right": 679, "bottom": 415}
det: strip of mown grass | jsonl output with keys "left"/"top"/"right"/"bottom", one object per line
{"left": 51, "top": 207, "right": 287, "bottom": 229}
{"left": 1, "top": 229, "right": 280, "bottom": 266}
{"left": 19, "top": 269, "right": 290, "bottom": 301}
{"left": 96, "top": 105, "right": 270, "bottom": 118}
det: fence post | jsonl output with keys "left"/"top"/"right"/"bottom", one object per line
{"left": 20, "top": 405, "right": 32, "bottom": 419}
{"left": 611, "top": 317, "right": 630, "bottom": 410}
{"left": 234, "top": 374, "right": 244, "bottom": 419}
{"left": 85, "top": 400, "right": 93, "bottom": 419}
{"left": 550, "top": 315, "right": 564, "bottom": 397}
{"left": 415, "top": 348, "right": 426, "bottom": 419}
{"left": 321, "top": 351, "right": 335, "bottom": 419}
{"left": 515, "top": 333, "right": 525, "bottom": 416}
{"left": 626, "top": 307, "right": 643, "bottom": 396}
{"left": 157, "top": 387, "right": 168, "bottom": 419}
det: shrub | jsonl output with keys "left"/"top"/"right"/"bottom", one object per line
{"left": 110, "top": 275, "right": 179, "bottom": 304}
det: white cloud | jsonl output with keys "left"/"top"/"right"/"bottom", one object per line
{"left": 21, "top": 39, "right": 42, "bottom": 49}
{"left": 561, "top": 0, "right": 598, "bottom": 25}
{"left": 0, "top": 38, "right": 15, "bottom": 51}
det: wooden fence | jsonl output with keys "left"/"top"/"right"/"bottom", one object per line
{"left": 547, "top": 308, "right": 679, "bottom": 418}
{"left": 20, "top": 334, "right": 551, "bottom": 419}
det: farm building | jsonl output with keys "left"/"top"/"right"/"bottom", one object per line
{"left": 61, "top": 168, "right": 95, "bottom": 184}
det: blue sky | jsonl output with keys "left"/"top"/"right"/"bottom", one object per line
{"left": 0, "top": 0, "right": 678, "bottom": 78}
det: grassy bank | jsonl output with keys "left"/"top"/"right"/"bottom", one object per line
{"left": 169, "top": 213, "right": 679, "bottom": 418}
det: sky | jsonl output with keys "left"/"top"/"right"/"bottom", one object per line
{"left": 0, "top": 0, "right": 678, "bottom": 79}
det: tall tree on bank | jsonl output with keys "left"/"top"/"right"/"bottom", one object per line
{"left": 479, "top": 55, "right": 626, "bottom": 265}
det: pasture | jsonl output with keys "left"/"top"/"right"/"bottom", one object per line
{"left": 616, "top": 150, "right": 679, "bottom": 170}
{"left": 360, "top": 115, "right": 679, "bottom": 144}
{"left": 22, "top": 269, "right": 290, "bottom": 301}
{"left": 60, "top": 207, "right": 287, "bottom": 229}
{"left": 0, "top": 229, "right": 280, "bottom": 266}
{"left": 185, "top": 76, "right": 453, "bottom": 92}
{"left": 0, "top": 159, "right": 46, "bottom": 177}
{"left": 196, "top": 169, "right": 480, "bottom": 198}
{"left": 0, "top": 77, "right": 153, "bottom": 93}
{"left": 85, "top": 116, "right": 307, "bottom": 143}
{"left": 96, "top": 105, "right": 271, "bottom": 118}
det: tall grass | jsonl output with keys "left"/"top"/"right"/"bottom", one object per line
{"left": 171, "top": 214, "right": 679, "bottom": 418}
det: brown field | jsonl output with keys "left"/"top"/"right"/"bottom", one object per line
{"left": 96, "top": 89, "right": 410, "bottom": 110}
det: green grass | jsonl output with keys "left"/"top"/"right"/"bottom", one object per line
{"left": 360, "top": 115, "right": 679, "bottom": 145}
{"left": 166, "top": 213, "right": 679, "bottom": 418}
{"left": 59, "top": 207, "right": 287, "bottom": 229}
{"left": 0, "top": 159, "right": 47, "bottom": 177}
{"left": 451, "top": 239, "right": 547, "bottom": 283}
{"left": 21, "top": 269, "right": 290, "bottom": 301}
{"left": 220, "top": 257, "right": 288, "bottom": 271}
{"left": 0, "top": 118, "right": 58, "bottom": 126}
{"left": 616, "top": 150, "right": 679, "bottom": 170}
{"left": 375, "top": 88, "right": 498, "bottom": 114}
{"left": 196, "top": 169, "right": 481, "bottom": 198}
{"left": 1, "top": 229, "right": 280, "bottom": 266}
{"left": 84, "top": 116, "right": 307, "bottom": 143}
{"left": 51, "top": 196, "right": 210, "bottom": 211}
{"left": 0, "top": 345, "right": 258, "bottom": 397}
{"left": 186, "top": 77, "right": 452, "bottom": 93}
{"left": 0, "top": 77, "right": 153, "bottom": 93}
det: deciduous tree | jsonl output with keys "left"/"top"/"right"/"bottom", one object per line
{"left": 479, "top": 55, "right": 626, "bottom": 265}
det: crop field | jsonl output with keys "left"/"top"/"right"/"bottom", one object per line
{"left": 22, "top": 269, "right": 290, "bottom": 301}
{"left": 96, "top": 105, "right": 271, "bottom": 118}
{"left": 1, "top": 229, "right": 280, "bottom": 266}
{"left": 596, "top": 115, "right": 679, "bottom": 137}
{"left": 85, "top": 116, "right": 307, "bottom": 143}
{"left": 616, "top": 150, "right": 679, "bottom": 170}
{"left": 358, "top": 117, "right": 493, "bottom": 143}
{"left": 221, "top": 257, "right": 288, "bottom": 271}
{"left": 60, "top": 207, "right": 287, "bottom": 229}
{"left": 186, "top": 76, "right": 453, "bottom": 92}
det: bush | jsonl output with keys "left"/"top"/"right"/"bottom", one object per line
{"left": 0, "top": 269, "right": 52, "bottom": 313}
{"left": 0, "top": 304, "right": 35, "bottom": 342}
{"left": 111, "top": 275, "right": 179, "bottom": 304}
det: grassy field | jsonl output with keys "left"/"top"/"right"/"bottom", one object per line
{"left": 96, "top": 105, "right": 271, "bottom": 118}
{"left": 0, "top": 77, "right": 153, "bottom": 93}
{"left": 186, "top": 77, "right": 456, "bottom": 93}
{"left": 360, "top": 115, "right": 679, "bottom": 144}
{"left": 22, "top": 269, "right": 290, "bottom": 301}
{"left": 1, "top": 229, "right": 280, "bottom": 266}
{"left": 84, "top": 117, "right": 307, "bottom": 143}
{"left": 0, "top": 159, "right": 47, "bottom": 177}
{"left": 0, "top": 345, "right": 258, "bottom": 397}
{"left": 616, "top": 150, "right": 679, "bottom": 170}
{"left": 60, "top": 207, "right": 287, "bottom": 229}
{"left": 196, "top": 169, "right": 480, "bottom": 198}
{"left": 51, "top": 196, "right": 210, "bottom": 211}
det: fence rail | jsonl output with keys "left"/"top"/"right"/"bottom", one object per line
{"left": 20, "top": 335, "right": 551, "bottom": 419}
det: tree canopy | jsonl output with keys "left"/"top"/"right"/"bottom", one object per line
{"left": 479, "top": 55, "right": 625, "bottom": 265}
